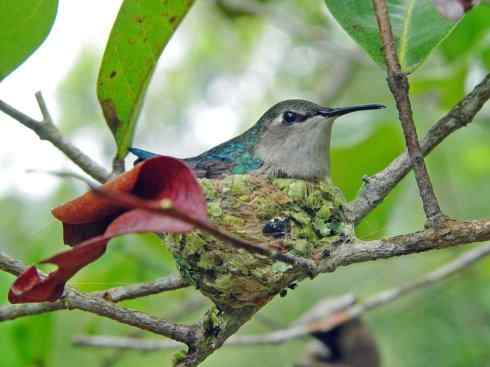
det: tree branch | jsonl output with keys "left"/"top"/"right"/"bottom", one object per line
{"left": 93, "top": 274, "right": 189, "bottom": 302}
{"left": 319, "top": 219, "right": 490, "bottom": 273}
{"left": 63, "top": 290, "right": 196, "bottom": 344}
{"left": 0, "top": 251, "right": 189, "bottom": 322}
{"left": 73, "top": 243, "right": 490, "bottom": 351}
{"left": 348, "top": 73, "right": 490, "bottom": 223}
{"left": 0, "top": 92, "right": 110, "bottom": 183}
{"left": 372, "top": 0, "right": 443, "bottom": 225}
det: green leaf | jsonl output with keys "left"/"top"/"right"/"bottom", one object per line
{"left": 98, "top": 0, "right": 194, "bottom": 159}
{"left": 324, "top": 0, "right": 456, "bottom": 72}
{"left": 440, "top": 5, "right": 490, "bottom": 62}
{"left": 0, "top": 0, "right": 58, "bottom": 81}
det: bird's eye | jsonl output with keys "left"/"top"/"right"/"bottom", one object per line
{"left": 282, "top": 111, "right": 297, "bottom": 125}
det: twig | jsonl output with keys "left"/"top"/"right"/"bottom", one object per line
{"left": 319, "top": 218, "right": 490, "bottom": 273}
{"left": 74, "top": 243, "right": 490, "bottom": 351}
{"left": 6, "top": 215, "right": 490, "bottom": 350}
{"left": 96, "top": 296, "right": 207, "bottom": 367}
{"left": 372, "top": 0, "right": 443, "bottom": 225}
{"left": 0, "top": 92, "right": 110, "bottom": 183}
{"left": 112, "top": 158, "right": 125, "bottom": 176}
{"left": 312, "top": 243, "right": 490, "bottom": 333}
{"left": 94, "top": 274, "right": 189, "bottom": 302}
{"left": 348, "top": 73, "right": 490, "bottom": 223}
{"left": 0, "top": 274, "right": 189, "bottom": 322}
{"left": 63, "top": 290, "right": 197, "bottom": 344}
{"left": 57, "top": 173, "right": 318, "bottom": 274}
{"left": 73, "top": 335, "right": 182, "bottom": 350}
{"left": 0, "top": 250, "right": 189, "bottom": 322}
{"left": 0, "top": 250, "right": 26, "bottom": 275}
{"left": 339, "top": 243, "right": 490, "bottom": 317}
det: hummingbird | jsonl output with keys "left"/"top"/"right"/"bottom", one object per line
{"left": 130, "top": 99, "right": 385, "bottom": 180}
{"left": 130, "top": 100, "right": 384, "bottom": 310}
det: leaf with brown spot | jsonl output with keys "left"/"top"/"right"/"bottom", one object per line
{"left": 97, "top": 0, "right": 195, "bottom": 159}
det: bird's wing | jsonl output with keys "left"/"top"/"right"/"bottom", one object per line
{"left": 129, "top": 147, "right": 234, "bottom": 179}
{"left": 184, "top": 158, "right": 235, "bottom": 179}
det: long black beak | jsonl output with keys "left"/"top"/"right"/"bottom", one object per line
{"left": 318, "top": 104, "right": 385, "bottom": 118}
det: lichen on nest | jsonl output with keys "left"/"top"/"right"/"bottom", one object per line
{"left": 163, "top": 174, "right": 353, "bottom": 312}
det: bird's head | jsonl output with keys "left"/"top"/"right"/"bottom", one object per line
{"left": 253, "top": 99, "right": 385, "bottom": 179}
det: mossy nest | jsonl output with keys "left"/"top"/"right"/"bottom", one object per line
{"left": 164, "top": 175, "right": 353, "bottom": 312}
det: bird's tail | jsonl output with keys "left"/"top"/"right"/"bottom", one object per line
{"left": 129, "top": 147, "right": 159, "bottom": 165}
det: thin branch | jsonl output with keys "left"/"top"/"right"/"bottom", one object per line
{"left": 94, "top": 274, "right": 189, "bottom": 302}
{"left": 74, "top": 243, "right": 490, "bottom": 351}
{"left": 318, "top": 218, "right": 490, "bottom": 273}
{"left": 0, "top": 275, "right": 189, "bottom": 322}
{"left": 372, "top": 0, "right": 443, "bottom": 225}
{"left": 305, "top": 242, "right": 490, "bottom": 336}
{"left": 66, "top": 176, "right": 317, "bottom": 273}
{"left": 112, "top": 158, "right": 125, "bottom": 177}
{"left": 73, "top": 335, "right": 181, "bottom": 350}
{"left": 0, "top": 301, "right": 65, "bottom": 321}
{"left": 348, "top": 73, "right": 490, "bottom": 223}
{"left": 35, "top": 92, "right": 53, "bottom": 123}
{"left": 63, "top": 290, "right": 197, "bottom": 344}
{"left": 0, "top": 251, "right": 189, "bottom": 322}
{"left": 339, "top": 243, "right": 490, "bottom": 318}
{"left": 73, "top": 297, "right": 349, "bottom": 350}
{"left": 6, "top": 213, "right": 490, "bottom": 350}
{"left": 0, "top": 250, "right": 26, "bottom": 275}
{"left": 0, "top": 92, "right": 110, "bottom": 183}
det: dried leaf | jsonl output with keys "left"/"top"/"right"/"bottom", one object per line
{"left": 9, "top": 156, "right": 207, "bottom": 303}
{"left": 9, "top": 237, "right": 108, "bottom": 303}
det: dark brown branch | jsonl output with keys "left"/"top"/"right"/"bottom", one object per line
{"left": 348, "top": 73, "right": 490, "bottom": 223}
{"left": 372, "top": 0, "right": 443, "bottom": 225}
{"left": 0, "top": 92, "right": 110, "bottom": 183}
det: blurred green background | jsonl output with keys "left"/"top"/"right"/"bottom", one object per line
{"left": 2, "top": 1, "right": 490, "bottom": 366}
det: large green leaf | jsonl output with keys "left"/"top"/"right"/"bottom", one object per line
{"left": 325, "top": 0, "right": 456, "bottom": 72}
{"left": 98, "top": 0, "right": 195, "bottom": 159}
{"left": 0, "top": 0, "right": 58, "bottom": 81}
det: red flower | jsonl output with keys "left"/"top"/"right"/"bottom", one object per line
{"left": 9, "top": 156, "right": 208, "bottom": 303}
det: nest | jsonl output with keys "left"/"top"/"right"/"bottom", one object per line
{"left": 164, "top": 175, "right": 353, "bottom": 311}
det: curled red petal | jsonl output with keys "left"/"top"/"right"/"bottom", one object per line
{"left": 105, "top": 209, "right": 193, "bottom": 237}
{"left": 130, "top": 155, "right": 208, "bottom": 220}
{"left": 8, "top": 236, "right": 108, "bottom": 304}
{"left": 52, "top": 156, "right": 207, "bottom": 246}
{"left": 9, "top": 155, "right": 209, "bottom": 303}
{"left": 52, "top": 166, "right": 142, "bottom": 224}
{"left": 103, "top": 156, "right": 208, "bottom": 236}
